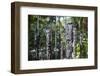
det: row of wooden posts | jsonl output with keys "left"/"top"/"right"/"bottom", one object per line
{"left": 29, "top": 16, "right": 83, "bottom": 60}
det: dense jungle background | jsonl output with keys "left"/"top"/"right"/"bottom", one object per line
{"left": 28, "top": 15, "right": 88, "bottom": 61}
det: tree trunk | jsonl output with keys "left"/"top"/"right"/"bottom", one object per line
{"left": 36, "top": 16, "right": 40, "bottom": 60}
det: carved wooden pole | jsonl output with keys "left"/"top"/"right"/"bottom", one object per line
{"left": 45, "top": 17, "right": 53, "bottom": 60}
{"left": 45, "top": 28, "right": 50, "bottom": 59}
{"left": 64, "top": 17, "right": 73, "bottom": 59}
{"left": 72, "top": 25, "right": 77, "bottom": 58}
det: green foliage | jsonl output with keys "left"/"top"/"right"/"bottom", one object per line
{"left": 28, "top": 15, "right": 88, "bottom": 60}
{"left": 73, "top": 17, "right": 88, "bottom": 58}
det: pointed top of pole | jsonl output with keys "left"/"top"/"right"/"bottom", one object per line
{"left": 65, "top": 17, "right": 72, "bottom": 24}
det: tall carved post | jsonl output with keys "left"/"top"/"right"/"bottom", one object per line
{"left": 64, "top": 17, "right": 73, "bottom": 59}
{"left": 72, "top": 25, "right": 77, "bottom": 58}
{"left": 45, "top": 27, "right": 51, "bottom": 59}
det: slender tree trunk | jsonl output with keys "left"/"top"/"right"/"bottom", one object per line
{"left": 80, "top": 32, "right": 83, "bottom": 58}
{"left": 50, "top": 22, "right": 53, "bottom": 59}
{"left": 36, "top": 16, "right": 40, "bottom": 60}
{"left": 58, "top": 17, "right": 62, "bottom": 59}
{"left": 79, "top": 19, "right": 83, "bottom": 58}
